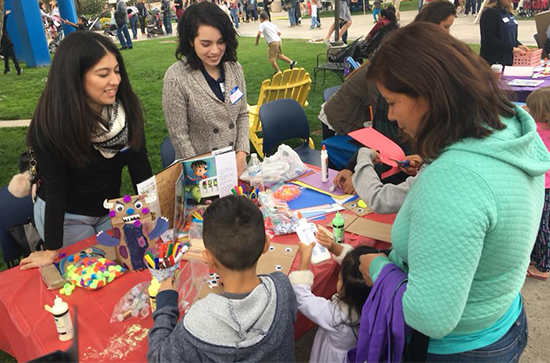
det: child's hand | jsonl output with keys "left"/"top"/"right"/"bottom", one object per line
{"left": 334, "top": 169, "right": 355, "bottom": 194}
{"left": 316, "top": 230, "right": 334, "bottom": 252}
{"left": 159, "top": 277, "right": 174, "bottom": 292}
{"left": 298, "top": 242, "right": 314, "bottom": 270}
{"left": 400, "top": 154, "right": 423, "bottom": 176}
{"left": 358, "top": 253, "right": 387, "bottom": 286}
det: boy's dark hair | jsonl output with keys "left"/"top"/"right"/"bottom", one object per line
{"left": 337, "top": 245, "right": 379, "bottom": 327}
{"left": 191, "top": 160, "right": 207, "bottom": 169}
{"left": 414, "top": 0, "right": 456, "bottom": 25}
{"left": 203, "top": 195, "right": 266, "bottom": 271}
{"left": 380, "top": 8, "right": 396, "bottom": 23}
{"left": 386, "top": 4, "right": 396, "bottom": 12}
{"left": 260, "top": 12, "right": 269, "bottom": 21}
{"left": 176, "top": 2, "right": 238, "bottom": 70}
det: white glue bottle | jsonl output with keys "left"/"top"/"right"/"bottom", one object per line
{"left": 321, "top": 145, "right": 329, "bottom": 183}
{"left": 51, "top": 295, "right": 74, "bottom": 341}
{"left": 296, "top": 213, "right": 331, "bottom": 264}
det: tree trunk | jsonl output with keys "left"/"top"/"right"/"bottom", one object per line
{"left": 75, "top": 0, "right": 81, "bottom": 12}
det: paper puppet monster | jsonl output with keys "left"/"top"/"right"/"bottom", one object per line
{"left": 96, "top": 193, "right": 168, "bottom": 271}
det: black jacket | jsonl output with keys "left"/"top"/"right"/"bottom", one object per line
{"left": 479, "top": 6, "right": 521, "bottom": 66}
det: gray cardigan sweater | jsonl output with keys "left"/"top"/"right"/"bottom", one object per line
{"left": 147, "top": 272, "right": 297, "bottom": 363}
{"left": 162, "top": 59, "right": 250, "bottom": 160}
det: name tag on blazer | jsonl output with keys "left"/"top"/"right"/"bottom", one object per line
{"left": 230, "top": 86, "right": 244, "bottom": 104}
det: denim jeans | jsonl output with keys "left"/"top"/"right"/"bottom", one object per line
{"left": 288, "top": 7, "right": 296, "bottom": 25}
{"left": 231, "top": 8, "right": 239, "bottom": 28}
{"left": 116, "top": 22, "right": 133, "bottom": 48}
{"left": 34, "top": 197, "right": 112, "bottom": 247}
{"left": 465, "top": 0, "right": 477, "bottom": 14}
{"left": 163, "top": 11, "right": 172, "bottom": 34}
{"left": 426, "top": 307, "right": 528, "bottom": 363}
{"left": 373, "top": 8, "right": 380, "bottom": 21}
{"left": 129, "top": 15, "right": 138, "bottom": 39}
{"left": 310, "top": 16, "right": 320, "bottom": 28}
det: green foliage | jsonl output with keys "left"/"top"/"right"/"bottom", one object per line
{"left": 77, "top": 0, "right": 106, "bottom": 15}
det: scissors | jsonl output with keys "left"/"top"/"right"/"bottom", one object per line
{"left": 389, "top": 158, "right": 412, "bottom": 168}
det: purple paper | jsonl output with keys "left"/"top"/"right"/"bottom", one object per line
{"left": 296, "top": 169, "right": 346, "bottom": 196}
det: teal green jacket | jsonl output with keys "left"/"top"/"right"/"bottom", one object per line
{"left": 370, "top": 106, "right": 550, "bottom": 341}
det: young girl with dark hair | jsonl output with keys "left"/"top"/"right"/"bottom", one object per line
{"left": 365, "top": 8, "right": 396, "bottom": 40}
{"left": 414, "top": 0, "right": 456, "bottom": 33}
{"left": 290, "top": 233, "right": 377, "bottom": 362}
{"left": 163, "top": 1, "right": 249, "bottom": 176}
{"left": 526, "top": 87, "right": 550, "bottom": 280}
{"left": 359, "top": 22, "right": 550, "bottom": 362}
{"left": 20, "top": 31, "right": 152, "bottom": 270}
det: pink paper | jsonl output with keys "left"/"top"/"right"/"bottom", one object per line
{"left": 348, "top": 127, "right": 405, "bottom": 167}
{"left": 297, "top": 169, "right": 346, "bottom": 196}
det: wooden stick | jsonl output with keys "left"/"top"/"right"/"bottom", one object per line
{"left": 317, "top": 224, "right": 334, "bottom": 239}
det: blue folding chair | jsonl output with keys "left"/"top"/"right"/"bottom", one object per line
{"left": 0, "top": 185, "right": 34, "bottom": 267}
{"left": 259, "top": 99, "right": 322, "bottom": 167}
{"left": 160, "top": 137, "right": 176, "bottom": 168}
{"left": 323, "top": 85, "right": 341, "bottom": 102}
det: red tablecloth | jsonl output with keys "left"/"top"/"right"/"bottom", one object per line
{"left": 0, "top": 212, "right": 393, "bottom": 362}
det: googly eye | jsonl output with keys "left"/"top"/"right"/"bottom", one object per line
{"left": 285, "top": 247, "right": 292, "bottom": 253}
{"left": 275, "top": 265, "right": 283, "bottom": 271}
{"left": 269, "top": 246, "right": 275, "bottom": 251}
{"left": 209, "top": 273, "right": 216, "bottom": 278}
{"left": 350, "top": 204, "right": 356, "bottom": 208}
{"left": 134, "top": 200, "right": 143, "bottom": 209}
{"left": 115, "top": 203, "right": 124, "bottom": 212}
{"left": 357, "top": 208, "right": 364, "bottom": 212}
{"left": 215, "top": 276, "right": 220, "bottom": 280}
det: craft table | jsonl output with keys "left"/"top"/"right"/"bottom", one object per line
{"left": 0, "top": 212, "right": 393, "bottom": 362}
{"left": 501, "top": 75, "right": 550, "bottom": 102}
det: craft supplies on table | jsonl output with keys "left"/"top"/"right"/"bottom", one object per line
{"left": 44, "top": 296, "right": 74, "bottom": 342}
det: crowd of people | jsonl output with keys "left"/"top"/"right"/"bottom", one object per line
{"left": 4, "top": 0, "right": 550, "bottom": 362}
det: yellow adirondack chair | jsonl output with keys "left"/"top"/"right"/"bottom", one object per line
{"left": 248, "top": 68, "right": 313, "bottom": 158}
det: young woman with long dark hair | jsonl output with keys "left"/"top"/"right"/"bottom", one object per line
{"left": 20, "top": 31, "right": 152, "bottom": 270}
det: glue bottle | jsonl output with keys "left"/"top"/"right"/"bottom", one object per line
{"left": 149, "top": 278, "right": 160, "bottom": 313}
{"left": 51, "top": 296, "right": 74, "bottom": 341}
{"left": 321, "top": 145, "right": 329, "bottom": 183}
{"left": 332, "top": 212, "right": 345, "bottom": 244}
{"left": 248, "top": 153, "right": 265, "bottom": 192}
{"left": 296, "top": 213, "right": 331, "bottom": 264}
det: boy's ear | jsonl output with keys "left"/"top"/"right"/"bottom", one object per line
{"left": 202, "top": 249, "right": 217, "bottom": 269}
{"left": 261, "top": 235, "right": 271, "bottom": 254}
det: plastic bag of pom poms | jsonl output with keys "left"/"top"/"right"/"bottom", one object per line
{"left": 272, "top": 184, "right": 301, "bottom": 202}
{"left": 110, "top": 281, "right": 150, "bottom": 323}
{"left": 259, "top": 190, "right": 299, "bottom": 237}
{"left": 62, "top": 254, "right": 126, "bottom": 291}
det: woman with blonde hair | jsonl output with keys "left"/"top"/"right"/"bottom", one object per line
{"left": 479, "top": 0, "right": 529, "bottom": 65}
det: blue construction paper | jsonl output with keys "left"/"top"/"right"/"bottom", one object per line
{"left": 288, "top": 187, "right": 335, "bottom": 210}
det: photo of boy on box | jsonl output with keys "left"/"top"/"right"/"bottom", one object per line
{"left": 147, "top": 195, "right": 297, "bottom": 362}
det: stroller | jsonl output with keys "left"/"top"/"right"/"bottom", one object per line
{"left": 47, "top": 15, "right": 64, "bottom": 54}
{"left": 518, "top": 0, "right": 549, "bottom": 16}
{"left": 147, "top": 8, "right": 165, "bottom": 38}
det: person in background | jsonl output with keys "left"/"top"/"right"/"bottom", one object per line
{"left": 324, "top": 0, "right": 352, "bottom": 43}
{"left": 255, "top": 12, "right": 297, "bottom": 73}
{"left": 127, "top": 4, "right": 139, "bottom": 40}
{"left": 229, "top": 0, "right": 239, "bottom": 28}
{"left": 161, "top": 0, "right": 173, "bottom": 35}
{"left": 414, "top": 0, "right": 456, "bottom": 34}
{"left": 365, "top": 8, "right": 396, "bottom": 40}
{"left": 19, "top": 31, "right": 152, "bottom": 270}
{"left": 162, "top": 2, "right": 249, "bottom": 176}
{"left": 286, "top": 0, "right": 297, "bottom": 27}
{"left": 175, "top": 0, "right": 184, "bottom": 20}
{"left": 115, "top": 0, "right": 133, "bottom": 50}
{"left": 525, "top": 87, "right": 550, "bottom": 280}
{"left": 542, "top": 23, "right": 550, "bottom": 59}
{"left": 263, "top": 0, "right": 273, "bottom": 21}
{"left": 136, "top": 0, "right": 148, "bottom": 36}
{"left": 2, "top": 10, "right": 22, "bottom": 76}
{"left": 372, "top": 0, "right": 382, "bottom": 22}
{"left": 147, "top": 195, "right": 297, "bottom": 362}
{"left": 479, "top": 0, "right": 529, "bottom": 66}
{"left": 310, "top": 0, "right": 320, "bottom": 29}
{"left": 360, "top": 22, "right": 550, "bottom": 362}
{"left": 391, "top": 0, "right": 401, "bottom": 20}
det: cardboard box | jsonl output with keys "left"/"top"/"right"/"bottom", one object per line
{"left": 535, "top": 11, "right": 550, "bottom": 49}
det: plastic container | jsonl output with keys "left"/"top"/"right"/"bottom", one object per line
{"left": 51, "top": 296, "right": 74, "bottom": 341}
{"left": 248, "top": 153, "right": 265, "bottom": 192}
{"left": 296, "top": 214, "right": 331, "bottom": 264}
{"left": 321, "top": 145, "right": 329, "bottom": 183}
{"left": 332, "top": 212, "right": 345, "bottom": 244}
{"left": 149, "top": 278, "right": 160, "bottom": 313}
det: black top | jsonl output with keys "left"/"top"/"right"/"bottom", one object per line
{"left": 1, "top": 14, "right": 13, "bottom": 50}
{"left": 479, "top": 6, "right": 520, "bottom": 66}
{"left": 31, "top": 132, "right": 152, "bottom": 250}
{"left": 174, "top": 0, "right": 183, "bottom": 10}
{"left": 200, "top": 65, "right": 226, "bottom": 102}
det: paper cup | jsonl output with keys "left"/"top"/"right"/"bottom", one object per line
{"left": 148, "top": 264, "right": 178, "bottom": 282}
{"left": 491, "top": 64, "right": 503, "bottom": 80}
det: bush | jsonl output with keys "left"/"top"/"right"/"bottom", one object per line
{"left": 78, "top": 0, "right": 105, "bottom": 16}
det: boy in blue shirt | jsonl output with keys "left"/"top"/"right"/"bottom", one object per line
{"left": 148, "top": 195, "right": 297, "bottom": 362}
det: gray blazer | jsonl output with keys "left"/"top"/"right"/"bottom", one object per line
{"left": 162, "top": 59, "right": 250, "bottom": 160}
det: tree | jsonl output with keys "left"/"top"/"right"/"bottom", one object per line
{"left": 79, "top": 0, "right": 105, "bottom": 15}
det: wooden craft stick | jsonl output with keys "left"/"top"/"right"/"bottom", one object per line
{"left": 317, "top": 224, "right": 334, "bottom": 239}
